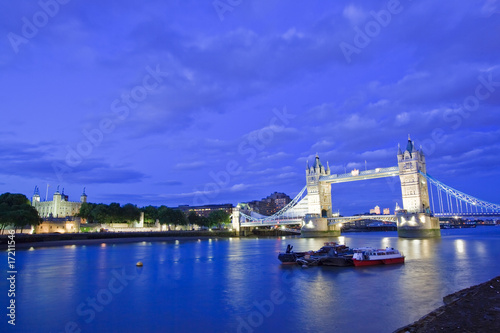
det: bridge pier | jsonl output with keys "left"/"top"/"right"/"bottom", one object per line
{"left": 397, "top": 212, "right": 440, "bottom": 238}
{"left": 301, "top": 214, "right": 341, "bottom": 238}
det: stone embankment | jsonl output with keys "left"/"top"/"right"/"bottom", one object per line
{"left": 0, "top": 229, "right": 298, "bottom": 249}
{"left": 394, "top": 275, "right": 500, "bottom": 332}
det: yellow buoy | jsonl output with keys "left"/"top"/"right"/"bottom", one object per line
{"left": 136, "top": 261, "right": 143, "bottom": 267}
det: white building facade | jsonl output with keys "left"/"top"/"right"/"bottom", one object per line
{"left": 32, "top": 186, "right": 87, "bottom": 218}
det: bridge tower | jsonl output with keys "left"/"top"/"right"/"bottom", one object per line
{"left": 396, "top": 136, "right": 440, "bottom": 238}
{"left": 306, "top": 154, "right": 332, "bottom": 217}
{"left": 301, "top": 155, "right": 341, "bottom": 237}
{"left": 231, "top": 205, "right": 241, "bottom": 232}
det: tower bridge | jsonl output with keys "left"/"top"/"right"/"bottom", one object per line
{"left": 232, "top": 136, "right": 500, "bottom": 238}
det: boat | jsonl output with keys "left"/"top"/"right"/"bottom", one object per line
{"left": 278, "top": 242, "right": 353, "bottom": 266}
{"left": 352, "top": 247, "right": 405, "bottom": 266}
{"left": 277, "top": 244, "right": 306, "bottom": 265}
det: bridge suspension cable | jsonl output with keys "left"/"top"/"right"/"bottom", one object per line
{"left": 239, "top": 185, "right": 307, "bottom": 223}
{"left": 420, "top": 171, "right": 500, "bottom": 215}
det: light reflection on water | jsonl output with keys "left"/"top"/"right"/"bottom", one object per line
{"left": 1, "top": 227, "right": 499, "bottom": 333}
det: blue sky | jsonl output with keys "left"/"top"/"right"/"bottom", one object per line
{"left": 1, "top": 0, "right": 499, "bottom": 215}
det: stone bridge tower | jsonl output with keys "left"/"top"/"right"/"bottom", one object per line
{"left": 397, "top": 136, "right": 430, "bottom": 213}
{"left": 306, "top": 154, "right": 332, "bottom": 217}
{"left": 396, "top": 136, "right": 440, "bottom": 238}
{"left": 301, "top": 154, "right": 340, "bottom": 237}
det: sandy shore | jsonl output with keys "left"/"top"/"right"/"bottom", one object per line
{"left": 394, "top": 275, "right": 500, "bottom": 332}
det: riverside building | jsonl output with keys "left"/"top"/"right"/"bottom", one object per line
{"left": 31, "top": 186, "right": 87, "bottom": 233}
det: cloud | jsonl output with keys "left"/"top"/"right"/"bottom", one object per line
{"left": 0, "top": 140, "right": 146, "bottom": 185}
{"left": 342, "top": 4, "right": 366, "bottom": 25}
{"left": 260, "top": 151, "right": 291, "bottom": 160}
{"left": 156, "top": 181, "right": 183, "bottom": 186}
{"left": 368, "top": 99, "right": 389, "bottom": 108}
{"left": 359, "top": 148, "right": 394, "bottom": 162}
{"left": 282, "top": 27, "right": 304, "bottom": 40}
{"left": 343, "top": 114, "right": 377, "bottom": 130}
{"left": 311, "top": 140, "right": 335, "bottom": 152}
{"left": 2, "top": 0, "right": 500, "bottom": 213}
{"left": 276, "top": 172, "right": 298, "bottom": 180}
{"left": 68, "top": 168, "right": 146, "bottom": 184}
{"left": 481, "top": 0, "right": 500, "bottom": 16}
{"left": 174, "top": 161, "right": 207, "bottom": 170}
{"left": 395, "top": 112, "right": 410, "bottom": 126}
{"left": 229, "top": 183, "right": 249, "bottom": 192}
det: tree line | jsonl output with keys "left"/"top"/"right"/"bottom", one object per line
{"left": 0, "top": 193, "right": 41, "bottom": 233}
{"left": 0, "top": 192, "right": 232, "bottom": 232}
{"left": 77, "top": 202, "right": 141, "bottom": 225}
{"left": 142, "top": 205, "right": 230, "bottom": 229}
{"left": 79, "top": 203, "right": 231, "bottom": 229}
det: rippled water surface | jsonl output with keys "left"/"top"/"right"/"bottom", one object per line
{"left": 2, "top": 227, "right": 500, "bottom": 333}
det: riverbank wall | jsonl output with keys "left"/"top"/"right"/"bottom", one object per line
{"left": 394, "top": 275, "right": 500, "bottom": 332}
{"left": 0, "top": 229, "right": 300, "bottom": 249}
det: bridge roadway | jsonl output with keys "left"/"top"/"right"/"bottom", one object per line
{"left": 239, "top": 217, "right": 303, "bottom": 227}
{"left": 328, "top": 215, "right": 397, "bottom": 224}
{"left": 239, "top": 214, "right": 398, "bottom": 227}
{"left": 320, "top": 166, "right": 399, "bottom": 183}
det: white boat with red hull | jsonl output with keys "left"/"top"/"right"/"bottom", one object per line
{"left": 352, "top": 247, "right": 405, "bottom": 266}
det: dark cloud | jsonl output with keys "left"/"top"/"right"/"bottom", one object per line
{"left": 155, "top": 180, "right": 183, "bottom": 186}
{"left": 1, "top": 0, "right": 499, "bottom": 213}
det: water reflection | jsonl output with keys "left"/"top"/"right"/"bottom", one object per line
{"left": 455, "top": 239, "right": 465, "bottom": 254}
{"left": 397, "top": 238, "right": 436, "bottom": 260}
{"left": 8, "top": 228, "right": 500, "bottom": 333}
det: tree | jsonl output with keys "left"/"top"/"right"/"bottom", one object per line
{"left": 207, "top": 209, "right": 230, "bottom": 229}
{"left": 92, "top": 204, "right": 111, "bottom": 224}
{"left": 187, "top": 211, "right": 200, "bottom": 226}
{"left": 198, "top": 216, "right": 210, "bottom": 228}
{"left": 76, "top": 202, "right": 97, "bottom": 222}
{"left": 141, "top": 205, "right": 158, "bottom": 223}
{"left": 121, "top": 204, "right": 140, "bottom": 224}
{"left": 157, "top": 206, "right": 187, "bottom": 229}
{"left": 157, "top": 205, "right": 173, "bottom": 226}
{"left": 170, "top": 209, "right": 187, "bottom": 228}
{"left": 107, "top": 202, "right": 122, "bottom": 223}
{"left": 0, "top": 193, "right": 42, "bottom": 234}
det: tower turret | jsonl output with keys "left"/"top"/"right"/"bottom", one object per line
{"left": 80, "top": 187, "right": 87, "bottom": 203}
{"left": 32, "top": 186, "right": 41, "bottom": 203}
{"left": 53, "top": 186, "right": 62, "bottom": 218}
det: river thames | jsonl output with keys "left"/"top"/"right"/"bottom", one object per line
{"left": 2, "top": 227, "right": 500, "bottom": 333}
